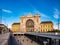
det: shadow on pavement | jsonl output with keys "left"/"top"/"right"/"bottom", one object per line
{"left": 8, "top": 35, "right": 19, "bottom": 45}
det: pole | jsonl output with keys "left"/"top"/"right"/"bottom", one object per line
{"left": 58, "top": 19, "right": 59, "bottom": 30}
{"left": 0, "top": 9, "right": 2, "bottom": 24}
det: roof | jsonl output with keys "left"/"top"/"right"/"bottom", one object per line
{"left": 12, "top": 23, "right": 20, "bottom": 25}
{"left": 0, "top": 24, "right": 3, "bottom": 25}
{"left": 40, "top": 21, "right": 53, "bottom": 24}
{"left": 0, "top": 24, "right": 7, "bottom": 27}
{"left": 0, "top": 24, "right": 7, "bottom": 30}
{"left": 27, "top": 13, "right": 32, "bottom": 17}
{"left": 34, "top": 13, "right": 40, "bottom": 17}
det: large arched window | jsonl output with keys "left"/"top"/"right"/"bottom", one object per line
{"left": 26, "top": 19, "right": 34, "bottom": 32}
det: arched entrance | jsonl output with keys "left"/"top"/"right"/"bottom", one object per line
{"left": 26, "top": 19, "right": 34, "bottom": 32}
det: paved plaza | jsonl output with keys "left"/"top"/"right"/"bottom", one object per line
{"left": 0, "top": 33, "right": 10, "bottom": 45}
{"left": 15, "top": 35, "right": 39, "bottom": 45}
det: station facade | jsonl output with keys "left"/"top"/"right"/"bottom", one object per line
{"left": 12, "top": 14, "right": 53, "bottom": 32}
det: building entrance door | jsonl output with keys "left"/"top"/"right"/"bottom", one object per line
{"left": 26, "top": 19, "right": 34, "bottom": 32}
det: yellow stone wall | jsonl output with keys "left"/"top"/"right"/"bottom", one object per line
{"left": 40, "top": 23, "right": 53, "bottom": 32}
{"left": 12, "top": 23, "right": 20, "bottom": 32}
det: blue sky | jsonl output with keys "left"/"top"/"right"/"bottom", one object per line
{"left": 0, "top": 0, "right": 60, "bottom": 29}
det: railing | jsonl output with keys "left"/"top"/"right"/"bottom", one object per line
{"left": 25, "top": 32, "right": 60, "bottom": 35}
{"left": 25, "top": 32, "right": 60, "bottom": 39}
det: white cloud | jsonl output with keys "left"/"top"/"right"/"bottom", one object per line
{"left": 32, "top": 9, "right": 50, "bottom": 18}
{"left": 54, "top": 23, "right": 58, "bottom": 29}
{"left": 53, "top": 8, "right": 60, "bottom": 19}
{"left": 54, "top": 24, "right": 60, "bottom": 30}
{"left": 53, "top": 22, "right": 60, "bottom": 30}
{"left": 40, "top": 13, "right": 50, "bottom": 18}
{"left": 53, "top": 8, "right": 60, "bottom": 30}
{"left": 2, "top": 9, "right": 12, "bottom": 13}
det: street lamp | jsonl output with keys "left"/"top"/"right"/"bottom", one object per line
{"left": 43, "top": 41, "right": 48, "bottom": 45}
{"left": 55, "top": 32, "right": 58, "bottom": 35}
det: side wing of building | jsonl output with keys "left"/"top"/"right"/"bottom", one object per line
{"left": 12, "top": 23, "right": 20, "bottom": 32}
{"left": 40, "top": 21, "right": 54, "bottom": 32}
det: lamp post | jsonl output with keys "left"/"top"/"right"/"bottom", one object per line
{"left": 23, "top": 26, "right": 25, "bottom": 37}
{"left": 35, "top": 26, "right": 38, "bottom": 42}
{"left": 43, "top": 41, "right": 48, "bottom": 45}
{"left": 58, "top": 19, "right": 60, "bottom": 30}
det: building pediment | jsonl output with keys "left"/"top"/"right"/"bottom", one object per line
{"left": 27, "top": 13, "right": 32, "bottom": 17}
